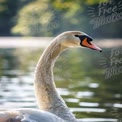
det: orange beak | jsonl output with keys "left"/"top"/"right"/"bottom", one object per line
{"left": 82, "top": 38, "right": 102, "bottom": 52}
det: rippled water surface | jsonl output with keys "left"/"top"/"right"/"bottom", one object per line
{"left": 0, "top": 47, "right": 122, "bottom": 122}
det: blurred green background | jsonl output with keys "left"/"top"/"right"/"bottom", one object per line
{"left": 0, "top": 0, "right": 121, "bottom": 37}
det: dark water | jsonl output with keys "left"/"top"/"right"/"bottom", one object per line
{"left": 0, "top": 47, "right": 122, "bottom": 122}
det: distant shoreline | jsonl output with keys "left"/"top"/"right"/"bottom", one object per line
{"left": 0, "top": 37, "right": 121, "bottom": 48}
{"left": 0, "top": 37, "right": 51, "bottom": 48}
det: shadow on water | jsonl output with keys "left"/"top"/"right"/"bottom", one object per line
{"left": 0, "top": 47, "right": 122, "bottom": 122}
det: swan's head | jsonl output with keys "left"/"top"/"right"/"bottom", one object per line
{"left": 58, "top": 31, "right": 102, "bottom": 52}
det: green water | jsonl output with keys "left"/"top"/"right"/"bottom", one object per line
{"left": 0, "top": 47, "right": 122, "bottom": 122}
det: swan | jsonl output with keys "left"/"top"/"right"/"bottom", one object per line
{"left": 0, "top": 31, "right": 102, "bottom": 122}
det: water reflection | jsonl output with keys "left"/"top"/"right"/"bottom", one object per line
{"left": 0, "top": 47, "right": 122, "bottom": 122}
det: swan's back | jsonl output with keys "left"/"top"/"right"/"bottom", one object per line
{"left": 0, "top": 109, "right": 65, "bottom": 122}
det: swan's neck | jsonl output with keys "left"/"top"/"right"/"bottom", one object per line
{"left": 34, "top": 39, "right": 76, "bottom": 121}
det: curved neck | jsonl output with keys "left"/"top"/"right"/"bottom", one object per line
{"left": 34, "top": 39, "right": 77, "bottom": 122}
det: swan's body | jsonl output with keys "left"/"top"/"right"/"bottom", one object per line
{"left": 0, "top": 109, "right": 65, "bottom": 122}
{"left": 0, "top": 31, "right": 101, "bottom": 122}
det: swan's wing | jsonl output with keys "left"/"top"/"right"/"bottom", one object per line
{"left": 0, "top": 108, "right": 66, "bottom": 122}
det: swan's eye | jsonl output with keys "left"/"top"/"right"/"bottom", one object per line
{"left": 74, "top": 35, "right": 79, "bottom": 37}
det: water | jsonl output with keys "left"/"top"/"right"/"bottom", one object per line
{"left": 0, "top": 46, "right": 122, "bottom": 122}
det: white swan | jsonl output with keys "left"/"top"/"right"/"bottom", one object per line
{"left": 0, "top": 31, "right": 102, "bottom": 122}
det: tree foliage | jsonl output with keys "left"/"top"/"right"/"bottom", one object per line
{"left": 0, "top": 0, "right": 18, "bottom": 36}
{"left": 11, "top": 0, "right": 102, "bottom": 36}
{"left": 0, "top": 0, "right": 34, "bottom": 36}
{"left": 0, "top": 0, "right": 122, "bottom": 37}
